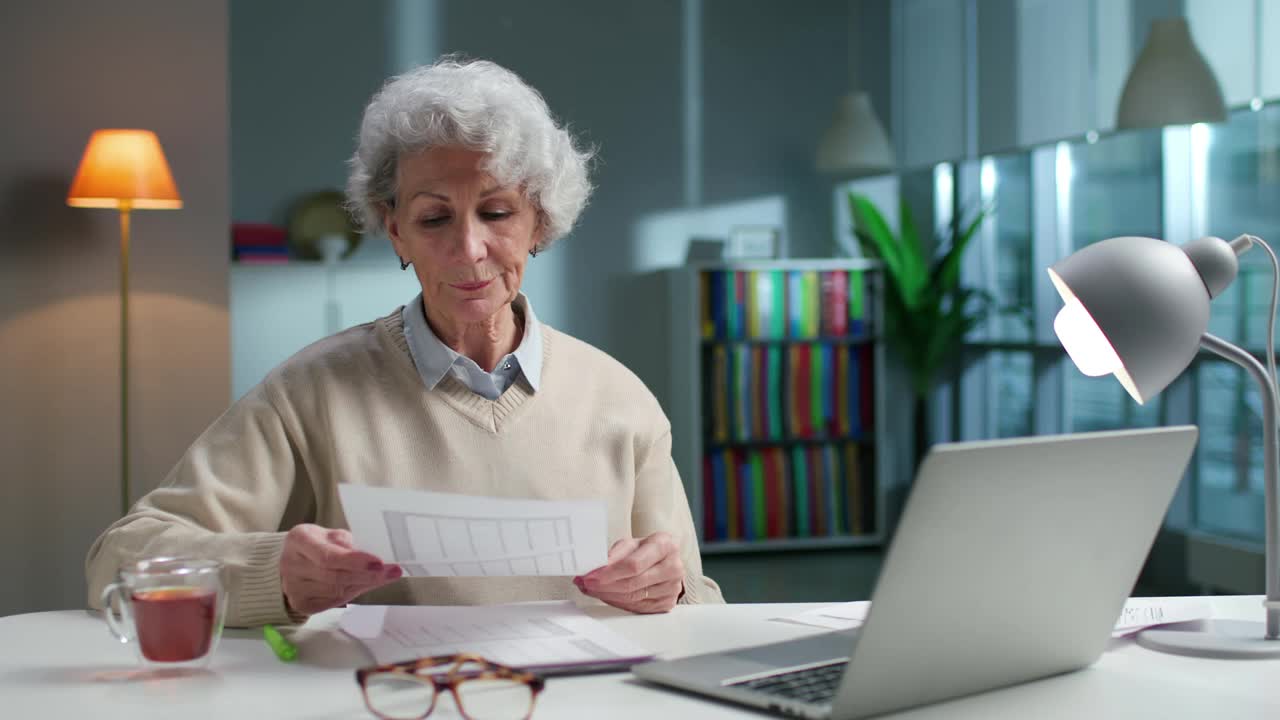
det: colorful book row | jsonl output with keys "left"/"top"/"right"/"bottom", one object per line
{"left": 701, "top": 443, "right": 873, "bottom": 542}
{"left": 705, "top": 343, "right": 873, "bottom": 444}
{"left": 700, "top": 269, "right": 871, "bottom": 340}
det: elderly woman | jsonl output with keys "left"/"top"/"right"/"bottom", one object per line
{"left": 86, "top": 58, "right": 723, "bottom": 627}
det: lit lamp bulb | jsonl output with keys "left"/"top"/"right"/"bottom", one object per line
{"left": 1048, "top": 266, "right": 1143, "bottom": 403}
{"left": 1053, "top": 298, "right": 1124, "bottom": 378}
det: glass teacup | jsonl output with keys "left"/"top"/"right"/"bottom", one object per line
{"left": 100, "top": 557, "right": 227, "bottom": 669}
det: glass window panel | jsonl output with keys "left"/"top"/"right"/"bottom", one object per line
{"left": 957, "top": 347, "right": 1035, "bottom": 441}
{"left": 1194, "top": 359, "right": 1265, "bottom": 541}
{"left": 980, "top": 154, "right": 1034, "bottom": 342}
{"left": 1203, "top": 106, "right": 1280, "bottom": 353}
{"left": 1065, "top": 369, "right": 1162, "bottom": 432}
{"left": 990, "top": 350, "right": 1034, "bottom": 438}
{"left": 1069, "top": 130, "right": 1163, "bottom": 251}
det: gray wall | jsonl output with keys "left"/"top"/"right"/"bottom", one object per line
{"left": 0, "top": 1, "right": 230, "bottom": 615}
{"left": 436, "top": 0, "right": 688, "bottom": 396}
{"left": 229, "top": 0, "right": 389, "bottom": 233}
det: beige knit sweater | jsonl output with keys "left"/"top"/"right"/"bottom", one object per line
{"left": 85, "top": 308, "right": 723, "bottom": 626}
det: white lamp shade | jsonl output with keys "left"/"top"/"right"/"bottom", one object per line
{"left": 816, "top": 92, "right": 895, "bottom": 174}
{"left": 1117, "top": 17, "right": 1227, "bottom": 130}
{"left": 1048, "top": 236, "right": 1221, "bottom": 404}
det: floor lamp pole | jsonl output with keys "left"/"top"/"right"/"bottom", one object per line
{"left": 119, "top": 202, "right": 132, "bottom": 517}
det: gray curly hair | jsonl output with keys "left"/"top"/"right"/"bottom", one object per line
{"left": 346, "top": 57, "right": 594, "bottom": 252}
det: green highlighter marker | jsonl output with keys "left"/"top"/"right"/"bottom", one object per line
{"left": 263, "top": 624, "right": 298, "bottom": 662}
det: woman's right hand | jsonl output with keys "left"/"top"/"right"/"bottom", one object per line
{"left": 280, "top": 524, "right": 403, "bottom": 616}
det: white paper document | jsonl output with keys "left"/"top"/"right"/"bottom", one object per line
{"left": 340, "top": 601, "right": 654, "bottom": 672}
{"left": 772, "top": 601, "right": 871, "bottom": 630}
{"left": 1110, "top": 596, "right": 1213, "bottom": 637}
{"left": 772, "top": 597, "right": 1212, "bottom": 637}
{"left": 338, "top": 485, "right": 607, "bottom": 577}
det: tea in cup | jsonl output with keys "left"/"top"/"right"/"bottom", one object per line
{"left": 101, "top": 558, "right": 226, "bottom": 668}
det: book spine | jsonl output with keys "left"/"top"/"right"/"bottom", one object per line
{"left": 832, "top": 270, "right": 849, "bottom": 336}
{"left": 699, "top": 272, "right": 715, "bottom": 339}
{"left": 796, "top": 344, "right": 812, "bottom": 438}
{"left": 751, "top": 451, "right": 767, "bottom": 541}
{"left": 725, "top": 450, "right": 740, "bottom": 540}
{"left": 802, "top": 271, "right": 819, "bottom": 339}
{"left": 770, "top": 270, "right": 787, "bottom": 339}
{"left": 713, "top": 345, "right": 729, "bottom": 442}
{"left": 849, "top": 270, "right": 866, "bottom": 336}
{"left": 767, "top": 346, "right": 783, "bottom": 440}
{"left": 777, "top": 447, "right": 792, "bottom": 538}
{"left": 792, "top": 446, "right": 810, "bottom": 537}
{"left": 810, "top": 344, "right": 824, "bottom": 438}
{"left": 710, "top": 271, "right": 726, "bottom": 339}
{"left": 703, "top": 454, "right": 716, "bottom": 541}
{"left": 712, "top": 451, "right": 728, "bottom": 540}
{"left": 809, "top": 445, "right": 825, "bottom": 536}
{"left": 788, "top": 271, "right": 805, "bottom": 338}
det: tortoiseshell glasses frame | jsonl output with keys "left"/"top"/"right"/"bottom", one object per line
{"left": 355, "top": 653, "right": 546, "bottom": 720}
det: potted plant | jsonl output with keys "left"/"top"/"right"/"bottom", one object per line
{"left": 847, "top": 192, "right": 993, "bottom": 467}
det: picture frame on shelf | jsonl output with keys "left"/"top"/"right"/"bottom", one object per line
{"left": 726, "top": 225, "right": 780, "bottom": 260}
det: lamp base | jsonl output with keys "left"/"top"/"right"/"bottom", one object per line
{"left": 1136, "top": 619, "right": 1280, "bottom": 658}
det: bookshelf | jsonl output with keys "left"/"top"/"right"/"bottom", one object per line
{"left": 668, "top": 259, "right": 887, "bottom": 554}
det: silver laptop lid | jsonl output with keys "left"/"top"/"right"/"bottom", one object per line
{"left": 834, "top": 426, "right": 1198, "bottom": 719}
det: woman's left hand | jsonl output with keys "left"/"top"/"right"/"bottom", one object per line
{"left": 574, "top": 532, "right": 685, "bottom": 613}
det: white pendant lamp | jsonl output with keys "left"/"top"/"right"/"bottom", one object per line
{"left": 816, "top": 91, "right": 895, "bottom": 174}
{"left": 1117, "top": 17, "right": 1227, "bottom": 130}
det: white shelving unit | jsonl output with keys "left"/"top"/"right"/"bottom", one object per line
{"left": 667, "top": 259, "right": 889, "bottom": 554}
{"left": 229, "top": 262, "right": 421, "bottom": 401}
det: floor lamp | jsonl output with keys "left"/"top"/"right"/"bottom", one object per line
{"left": 1049, "top": 234, "right": 1280, "bottom": 658}
{"left": 67, "top": 129, "right": 182, "bottom": 516}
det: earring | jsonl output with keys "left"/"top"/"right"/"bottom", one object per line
{"left": 529, "top": 247, "right": 539, "bottom": 258}
{"left": 399, "top": 256, "right": 410, "bottom": 271}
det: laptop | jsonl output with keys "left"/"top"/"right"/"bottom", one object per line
{"left": 633, "top": 426, "right": 1198, "bottom": 719}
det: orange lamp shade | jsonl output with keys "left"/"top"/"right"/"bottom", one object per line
{"left": 67, "top": 129, "right": 182, "bottom": 210}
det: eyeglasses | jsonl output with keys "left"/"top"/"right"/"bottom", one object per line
{"left": 355, "top": 653, "right": 545, "bottom": 720}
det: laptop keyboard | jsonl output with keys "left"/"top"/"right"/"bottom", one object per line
{"left": 728, "top": 660, "right": 848, "bottom": 705}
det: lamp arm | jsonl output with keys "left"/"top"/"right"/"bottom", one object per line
{"left": 1200, "top": 332, "right": 1280, "bottom": 639}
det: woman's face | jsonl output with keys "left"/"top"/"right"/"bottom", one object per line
{"left": 385, "top": 147, "right": 542, "bottom": 328}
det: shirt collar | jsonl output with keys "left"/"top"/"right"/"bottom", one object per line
{"left": 401, "top": 292, "right": 543, "bottom": 392}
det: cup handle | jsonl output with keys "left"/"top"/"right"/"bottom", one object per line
{"left": 100, "top": 582, "right": 132, "bottom": 644}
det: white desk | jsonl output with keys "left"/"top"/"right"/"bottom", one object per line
{"left": 1, "top": 596, "right": 1277, "bottom": 719}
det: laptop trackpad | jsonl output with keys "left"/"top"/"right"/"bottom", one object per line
{"left": 726, "top": 629, "right": 859, "bottom": 669}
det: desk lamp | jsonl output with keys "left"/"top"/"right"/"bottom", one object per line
{"left": 1048, "top": 233, "right": 1280, "bottom": 658}
{"left": 67, "top": 129, "right": 182, "bottom": 516}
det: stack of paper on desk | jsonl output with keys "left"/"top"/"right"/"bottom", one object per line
{"left": 340, "top": 601, "right": 654, "bottom": 674}
{"left": 772, "top": 596, "right": 1213, "bottom": 637}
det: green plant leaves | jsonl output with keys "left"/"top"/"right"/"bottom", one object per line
{"left": 848, "top": 194, "right": 904, "bottom": 292}
{"left": 848, "top": 191, "right": 997, "bottom": 398}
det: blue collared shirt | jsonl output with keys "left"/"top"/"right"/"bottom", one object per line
{"left": 400, "top": 293, "right": 543, "bottom": 400}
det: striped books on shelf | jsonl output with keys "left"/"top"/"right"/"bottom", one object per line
{"left": 697, "top": 266, "right": 877, "bottom": 546}
{"left": 702, "top": 441, "right": 872, "bottom": 542}
{"left": 707, "top": 342, "right": 872, "bottom": 444}
{"left": 701, "top": 269, "right": 871, "bottom": 341}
